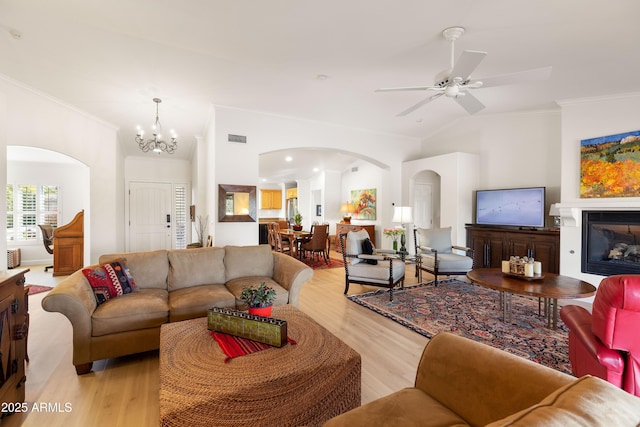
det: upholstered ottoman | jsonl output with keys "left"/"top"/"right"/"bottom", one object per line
{"left": 159, "top": 305, "right": 361, "bottom": 427}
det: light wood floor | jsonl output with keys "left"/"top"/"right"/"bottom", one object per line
{"left": 3, "top": 255, "right": 429, "bottom": 427}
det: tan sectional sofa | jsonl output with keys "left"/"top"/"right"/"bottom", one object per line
{"left": 42, "top": 244, "right": 313, "bottom": 374}
{"left": 324, "top": 332, "right": 640, "bottom": 427}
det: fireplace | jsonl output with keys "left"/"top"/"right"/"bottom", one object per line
{"left": 582, "top": 210, "right": 640, "bottom": 276}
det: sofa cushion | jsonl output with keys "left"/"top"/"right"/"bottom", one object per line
{"left": 82, "top": 258, "right": 138, "bottom": 305}
{"left": 224, "top": 245, "right": 274, "bottom": 281}
{"left": 225, "top": 277, "right": 289, "bottom": 310}
{"left": 417, "top": 227, "right": 453, "bottom": 254}
{"left": 167, "top": 247, "right": 226, "bottom": 291}
{"left": 419, "top": 252, "right": 473, "bottom": 272}
{"left": 346, "top": 229, "right": 371, "bottom": 265}
{"left": 169, "top": 284, "right": 236, "bottom": 322}
{"left": 92, "top": 288, "right": 169, "bottom": 337}
{"left": 99, "top": 250, "right": 169, "bottom": 289}
{"left": 322, "top": 387, "right": 469, "bottom": 427}
{"left": 486, "top": 375, "right": 640, "bottom": 426}
{"left": 348, "top": 259, "right": 405, "bottom": 284}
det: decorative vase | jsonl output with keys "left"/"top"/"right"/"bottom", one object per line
{"left": 292, "top": 225, "right": 303, "bottom": 231}
{"left": 393, "top": 241, "right": 398, "bottom": 251}
{"left": 248, "top": 306, "right": 272, "bottom": 317}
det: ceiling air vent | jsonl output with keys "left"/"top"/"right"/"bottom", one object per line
{"left": 351, "top": 167, "right": 359, "bottom": 172}
{"left": 228, "top": 134, "right": 247, "bottom": 143}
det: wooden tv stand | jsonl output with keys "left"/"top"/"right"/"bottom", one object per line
{"left": 466, "top": 225, "right": 560, "bottom": 274}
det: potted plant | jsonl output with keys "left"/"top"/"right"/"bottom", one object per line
{"left": 292, "top": 213, "right": 303, "bottom": 231}
{"left": 240, "top": 281, "right": 277, "bottom": 317}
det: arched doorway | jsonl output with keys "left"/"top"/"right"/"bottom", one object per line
{"left": 6, "top": 146, "right": 90, "bottom": 267}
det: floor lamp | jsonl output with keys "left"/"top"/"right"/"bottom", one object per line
{"left": 392, "top": 206, "right": 413, "bottom": 253}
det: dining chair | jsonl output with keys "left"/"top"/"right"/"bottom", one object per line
{"left": 299, "top": 224, "right": 329, "bottom": 263}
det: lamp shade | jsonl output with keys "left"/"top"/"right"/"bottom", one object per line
{"left": 548, "top": 204, "right": 560, "bottom": 216}
{"left": 340, "top": 203, "right": 355, "bottom": 214}
{"left": 392, "top": 206, "right": 413, "bottom": 224}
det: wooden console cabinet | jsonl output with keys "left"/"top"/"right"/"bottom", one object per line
{"left": 466, "top": 225, "right": 560, "bottom": 273}
{"left": 0, "top": 269, "right": 29, "bottom": 413}
{"left": 336, "top": 223, "right": 375, "bottom": 253}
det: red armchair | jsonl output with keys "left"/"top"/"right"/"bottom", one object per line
{"left": 560, "top": 275, "right": 640, "bottom": 396}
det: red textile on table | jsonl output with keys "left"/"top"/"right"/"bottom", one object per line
{"left": 210, "top": 331, "right": 297, "bottom": 363}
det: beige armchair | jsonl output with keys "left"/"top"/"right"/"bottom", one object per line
{"left": 339, "top": 230, "right": 405, "bottom": 301}
{"left": 414, "top": 226, "right": 473, "bottom": 284}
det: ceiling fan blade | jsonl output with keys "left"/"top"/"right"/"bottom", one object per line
{"left": 450, "top": 50, "right": 487, "bottom": 81}
{"left": 455, "top": 91, "right": 485, "bottom": 115}
{"left": 479, "top": 66, "right": 552, "bottom": 88}
{"left": 397, "top": 93, "right": 443, "bottom": 117}
{"left": 376, "top": 85, "right": 441, "bottom": 92}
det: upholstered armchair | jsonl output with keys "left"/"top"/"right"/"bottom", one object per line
{"left": 560, "top": 275, "right": 640, "bottom": 396}
{"left": 413, "top": 227, "right": 473, "bottom": 284}
{"left": 339, "top": 230, "right": 405, "bottom": 301}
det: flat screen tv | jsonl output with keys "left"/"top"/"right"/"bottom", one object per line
{"left": 475, "top": 187, "right": 546, "bottom": 228}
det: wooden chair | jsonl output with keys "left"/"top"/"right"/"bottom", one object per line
{"left": 299, "top": 224, "right": 329, "bottom": 263}
{"left": 414, "top": 227, "right": 473, "bottom": 284}
{"left": 339, "top": 230, "right": 405, "bottom": 301}
{"left": 267, "top": 222, "right": 278, "bottom": 250}
{"left": 274, "top": 225, "right": 293, "bottom": 255}
{"left": 38, "top": 224, "right": 54, "bottom": 272}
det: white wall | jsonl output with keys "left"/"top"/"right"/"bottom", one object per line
{"left": 403, "top": 152, "right": 480, "bottom": 250}
{"left": 0, "top": 75, "right": 122, "bottom": 265}
{"left": 340, "top": 159, "right": 388, "bottom": 246}
{"left": 208, "top": 106, "right": 421, "bottom": 246}
{"left": 421, "top": 111, "right": 563, "bottom": 209}
{"left": 557, "top": 93, "right": 640, "bottom": 287}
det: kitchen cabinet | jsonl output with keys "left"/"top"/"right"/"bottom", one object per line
{"left": 260, "top": 190, "right": 282, "bottom": 210}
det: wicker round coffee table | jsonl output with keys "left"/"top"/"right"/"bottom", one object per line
{"left": 159, "top": 305, "right": 361, "bottom": 427}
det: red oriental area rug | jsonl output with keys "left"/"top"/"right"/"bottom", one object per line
{"left": 348, "top": 278, "right": 571, "bottom": 374}
{"left": 300, "top": 256, "right": 344, "bottom": 270}
{"left": 27, "top": 285, "right": 54, "bottom": 295}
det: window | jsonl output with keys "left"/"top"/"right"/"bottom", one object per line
{"left": 174, "top": 185, "right": 187, "bottom": 249}
{"left": 6, "top": 184, "right": 60, "bottom": 242}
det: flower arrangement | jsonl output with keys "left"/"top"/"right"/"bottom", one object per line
{"left": 383, "top": 227, "right": 405, "bottom": 250}
{"left": 240, "top": 281, "right": 276, "bottom": 308}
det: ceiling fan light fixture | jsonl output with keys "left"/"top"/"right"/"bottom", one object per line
{"left": 444, "top": 85, "right": 459, "bottom": 97}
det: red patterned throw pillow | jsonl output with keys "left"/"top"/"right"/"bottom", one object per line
{"left": 82, "top": 258, "right": 138, "bottom": 305}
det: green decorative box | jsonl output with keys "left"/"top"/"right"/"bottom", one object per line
{"left": 207, "top": 307, "right": 288, "bottom": 347}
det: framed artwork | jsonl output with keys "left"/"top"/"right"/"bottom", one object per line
{"left": 350, "top": 188, "right": 377, "bottom": 220}
{"left": 580, "top": 130, "right": 640, "bottom": 198}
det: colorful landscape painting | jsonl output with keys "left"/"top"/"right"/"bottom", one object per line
{"left": 350, "top": 188, "right": 376, "bottom": 220}
{"left": 580, "top": 130, "right": 640, "bottom": 198}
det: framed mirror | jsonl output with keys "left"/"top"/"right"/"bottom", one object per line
{"left": 218, "top": 184, "right": 257, "bottom": 222}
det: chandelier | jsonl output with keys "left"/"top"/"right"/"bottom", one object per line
{"left": 135, "top": 98, "right": 178, "bottom": 154}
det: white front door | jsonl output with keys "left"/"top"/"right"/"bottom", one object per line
{"left": 413, "top": 183, "right": 433, "bottom": 229}
{"left": 129, "top": 182, "right": 173, "bottom": 251}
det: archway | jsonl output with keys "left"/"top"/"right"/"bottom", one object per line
{"left": 6, "top": 146, "right": 90, "bottom": 267}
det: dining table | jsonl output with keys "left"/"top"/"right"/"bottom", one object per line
{"left": 278, "top": 229, "right": 312, "bottom": 257}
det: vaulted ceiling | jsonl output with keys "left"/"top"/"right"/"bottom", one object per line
{"left": 2, "top": 1, "right": 640, "bottom": 181}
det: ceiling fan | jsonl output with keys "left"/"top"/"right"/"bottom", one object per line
{"left": 376, "top": 26, "right": 551, "bottom": 116}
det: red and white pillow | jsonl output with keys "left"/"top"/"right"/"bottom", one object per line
{"left": 82, "top": 258, "right": 138, "bottom": 305}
